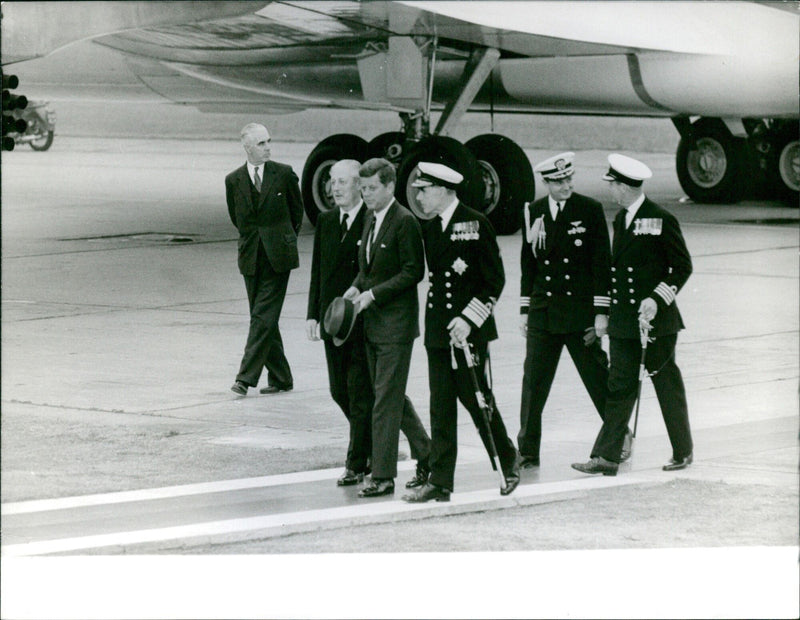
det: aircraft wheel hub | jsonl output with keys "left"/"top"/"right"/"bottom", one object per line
{"left": 778, "top": 139, "right": 800, "bottom": 192}
{"left": 476, "top": 160, "right": 501, "bottom": 214}
{"left": 688, "top": 138, "right": 727, "bottom": 188}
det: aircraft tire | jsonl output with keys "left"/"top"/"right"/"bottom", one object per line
{"left": 465, "top": 134, "right": 533, "bottom": 235}
{"left": 769, "top": 124, "right": 799, "bottom": 205}
{"left": 301, "top": 134, "right": 367, "bottom": 225}
{"left": 395, "top": 135, "right": 484, "bottom": 221}
{"left": 367, "top": 132, "right": 406, "bottom": 165}
{"left": 29, "top": 130, "right": 54, "bottom": 151}
{"left": 676, "top": 118, "right": 746, "bottom": 203}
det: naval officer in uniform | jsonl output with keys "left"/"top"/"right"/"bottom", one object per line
{"left": 517, "top": 152, "right": 622, "bottom": 469}
{"left": 572, "top": 154, "right": 694, "bottom": 476}
{"left": 403, "top": 163, "right": 520, "bottom": 502}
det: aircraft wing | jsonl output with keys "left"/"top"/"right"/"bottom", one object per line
{"left": 5, "top": 1, "right": 797, "bottom": 117}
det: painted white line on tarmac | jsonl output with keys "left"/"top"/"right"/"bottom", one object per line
{"left": 1, "top": 475, "right": 646, "bottom": 557}
{"left": 1, "top": 462, "right": 419, "bottom": 516}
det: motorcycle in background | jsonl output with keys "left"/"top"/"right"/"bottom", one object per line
{"left": 9, "top": 101, "right": 56, "bottom": 151}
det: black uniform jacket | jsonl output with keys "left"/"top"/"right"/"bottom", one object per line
{"left": 307, "top": 205, "right": 368, "bottom": 340}
{"left": 609, "top": 197, "right": 692, "bottom": 339}
{"left": 226, "top": 161, "right": 304, "bottom": 275}
{"left": 351, "top": 200, "right": 425, "bottom": 344}
{"left": 520, "top": 192, "right": 611, "bottom": 333}
{"left": 423, "top": 203, "right": 504, "bottom": 349}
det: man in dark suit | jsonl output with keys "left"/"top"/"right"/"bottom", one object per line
{"left": 227, "top": 123, "right": 303, "bottom": 396}
{"left": 343, "top": 158, "right": 431, "bottom": 498}
{"left": 403, "top": 163, "right": 520, "bottom": 503}
{"left": 573, "top": 154, "right": 694, "bottom": 476}
{"left": 517, "top": 152, "right": 625, "bottom": 469}
{"left": 306, "top": 159, "right": 373, "bottom": 486}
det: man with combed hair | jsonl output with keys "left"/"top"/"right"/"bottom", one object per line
{"left": 572, "top": 154, "right": 694, "bottom": 476}
{"left": 227, "top": 123, "right": 303, "bottom": 397}
{"left": 344, "top": 158, "right": 431, "bottom": 498}
{"left": 307, "top": 160, "right": 373, "bottom": 486}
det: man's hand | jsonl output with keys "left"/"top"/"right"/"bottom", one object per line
{"left": 306, "top": 319, "right": 320, "bottom": 341}
{"left": 583, "top": 326, "right": 597, "bottom": 346}
{"left": 343, "top": 286, "right": 359, "bottom": 301}
{"left": 519, "top": 315, "right": 528, "bottom": 338}
{"left": 354, "top": 291, "right": 374, "bottom": 313}
{"left": 638, "top": 297, "right": 657, "bottom": 330}
{"left": 594, "top": 314, "right": 608, "bottom": 338}
{"left": 448, "top": 316, "right": 472, "bottom": 346}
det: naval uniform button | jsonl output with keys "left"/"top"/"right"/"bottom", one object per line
{"left": 612, "top": 288, "right": 617, "bottom": 293}
{"left": 627, "top": 267, "right": 633, "bottom": 272}
{"left": 563, "top": 258, "right": 569, "bottom": 263}
{"left": 628, "top": 278, "right": 633, "bottom": 283}
{"left": 613, "top": 299, "right": 618, "bottom": 304}
{"left": 446, "top": 293, "right": 452, "bottom": 298}
{"left": 566, "top": 291, "right": 572, "bottom": 296}
{"left": 544, "top": 260, "right": 550, "bottom": 265}
{"left": 611, "top": 267, "right": 616, "bottom": 272}
{"left": 446, "top": 303, "right": 452, "bottom": 309}
{"left": 545, "top": 276, "right": 551, "bottom": 281}
{"left": 445, "top": 271, "right": 451, "bottom": 277}
{"left": 428, "top": 303, "right": 433, "bottom": 308}
{"left": 611, "top": 277, "right": 617, "bottom": 283}
{"left": 428, "top": 291, "right": 433, "bottom": 297}
{"left": 429, "top": 272, "right": 433, "bottom": 278}
{"left": 445, "top": 282, "right": 451, "bottom": 288}
{"left": 546, "top": 292, "right": 552, "bottom": 297}
{"left": 629, "top": 288, "right": 634, "bottom": 293}
{"left": 630, "top": 299, "right": 636, "bottom": 304}
{"left": 564, "top": 275, "right": 570, "bottom": 280}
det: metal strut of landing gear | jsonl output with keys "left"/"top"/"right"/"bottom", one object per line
{"left": 300, "top": 43, "right": 536, "bottom": 233}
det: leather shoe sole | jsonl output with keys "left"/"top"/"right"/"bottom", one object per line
{"left": 519, "top": 455, "right": 540, "bottom": 469}
{"left": 259, "top": 384, "right": 293, "bottom": 395}
{"left": 663, "top": 454, "right": 693, "bottom": 471}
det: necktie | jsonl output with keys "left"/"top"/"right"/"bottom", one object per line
{"left": 253, "top": 167, "right": 262, "bottom": 192}
{"left": 366, "top": 217, "right": 375, "bottom": 263}
{"left": 340, "top": 213, "right": 349, "bottom": 241}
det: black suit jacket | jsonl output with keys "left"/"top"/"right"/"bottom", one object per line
{"left": 423, "top": 203, "right": 504, "bottom": 349}
{"left": 307, "top": 204, "right": 368, "bottom": 340}
{"left": 520, "top": 192, "right": 611, "bottom": 333}
{"left": 352, "top": 200, "right": 425, "bottom": 344}
{"left": 609, "top": 197, "right": 692, "bottom": 338}
{"left": 226, "top": 160, "right": 304, "bottom": 275}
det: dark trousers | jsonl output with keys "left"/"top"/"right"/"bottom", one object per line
{"left": 518, "top": 324, "right": 609, "bottom": 457}
{"left": 592, "top": 333, "right": 692, "bottom": 462}
{"left": 324, "top": 338, "right": 373, "bottom": 474}
{"left": 427, "top": 343, "right": 518, "bottom": 491}
{"left": 236, "top": 247, "right": 293, "bottom": 388}
{"left": 364, "top": 340, "right": 431, "bottom": 480}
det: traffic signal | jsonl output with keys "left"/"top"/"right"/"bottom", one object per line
{"left": 2, "top": 71, "right": 28, "bottom": 151}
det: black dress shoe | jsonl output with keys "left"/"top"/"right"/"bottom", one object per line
{"left": 358, "top": 478, "right": 394, "bottom": 497}
{"left": 519, "top": 455, "right": 540, "bottom": 469}
{"left": 337, "top": 469, "right": 364, "bottom": 486}
{"left": 571, "top": 457, "right": 618, "bottom": 476}
{"left": 619, "top": 428, "right": 633, "bottom": 463}
{"left": 230, "top": 380, "right": 248, "bottom": 396}
{"left": 500, "top": 471, "right": 520, "bottom": 496}
{"left": 404, "top": 461, "right": 430, "bottom": 488}
{"left": 402, "top": 482, "right": 451, "bottom": 503}
{"left": 259, "top": 384, "right": 293, "bottom": 395}
{"left": 662, "top": 453, "right": 693, "bottom": 471}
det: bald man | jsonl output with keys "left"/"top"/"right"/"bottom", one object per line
{"left": 307, "top": 160, "right": 373, "bottom": 486}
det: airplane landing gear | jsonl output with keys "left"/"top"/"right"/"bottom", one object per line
{"left": 771, "top": 124, "right": 799, "bottom": 204}
{"left": 300, "top": 133, "right": 367, "bottom": 225}
{"left": 675, "top": 118, "right": 746, "bottom": 203}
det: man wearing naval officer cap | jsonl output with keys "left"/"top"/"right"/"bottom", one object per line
{"left": 572, "top": 154, "right": 694, "bottom": 476}
{"left": 518, "top": 152, "right": 622, "bottom": 470}
{"left": 403, "top": 162, "right": 520, "bottom": 502}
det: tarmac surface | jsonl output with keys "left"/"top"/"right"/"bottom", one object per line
{"left": 1, "top": 135, "right": 798, "bottom": 618}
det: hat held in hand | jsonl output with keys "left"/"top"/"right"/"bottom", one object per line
{"left": 323, "top": 296, "right": 358, "bottom": 346}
